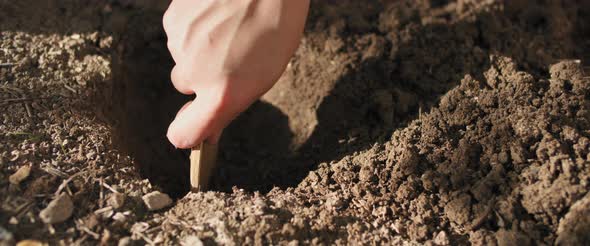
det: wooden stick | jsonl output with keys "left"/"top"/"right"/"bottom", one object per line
{"left": 190, "top": 142, "right": 219, "bottom": 192}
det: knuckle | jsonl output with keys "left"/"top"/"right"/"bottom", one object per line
{"left": 170, "top": 66, "right": 194, "bottom": 95}
{"left": 162, "top": 5, "right": 174, "bottom": 33}
{"left": 162, "top": 12, "right": 170, "bottom": 33}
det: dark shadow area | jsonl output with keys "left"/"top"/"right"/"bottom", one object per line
{"left": 107, "top": 6, "right": 192, "bottom": 198}
{"left": 212, "top": 101, "right": 294, "bottom": 192}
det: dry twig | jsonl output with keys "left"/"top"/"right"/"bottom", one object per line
{"left": 54, "top": 171, "right": 87, "bottom": 197}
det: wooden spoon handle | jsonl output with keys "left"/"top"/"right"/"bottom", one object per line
{"left": 190, "top": 142, "right": 219, "bottom": 192}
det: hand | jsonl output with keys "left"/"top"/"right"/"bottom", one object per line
{"left": 163, "top": 0, "right": 309, "bottom": 149}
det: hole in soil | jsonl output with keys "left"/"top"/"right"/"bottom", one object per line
{"left": 103, "top": 7, "right": 475, "bottom": 197}
{"left": 107, "top": 10, "right": 302, "bottom": 197}
{"left": 108, "top": 12, "right": 191, "bottom": 198}
{"left": 103, "top": 1, "right": 589, "bottom": 198}
{"left": 106, "top": 10, "right": 390, "bottom": 197}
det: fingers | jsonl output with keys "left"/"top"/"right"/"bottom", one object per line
{"left": 167, "top": 88, "right": 226, "bottom": 149}
{"left": 163, "top": 0, "right": 191, "bottom": 63}
{"left": 170, "top": 65, "right": 195, "bottom": 95}
{"left": 176, "top": 100, "right": 193, "bottom": 116}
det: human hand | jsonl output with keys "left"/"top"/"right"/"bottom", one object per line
{"left": 163, "top": 0, "right": 309, "bottom": 149}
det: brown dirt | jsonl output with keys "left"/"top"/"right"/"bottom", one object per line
{"left": 1, "top": 0, "right": 590, "bottom": 245}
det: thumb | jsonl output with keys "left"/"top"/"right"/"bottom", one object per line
{"left": 167, "top": 91, "right": 225, "bottom": 149}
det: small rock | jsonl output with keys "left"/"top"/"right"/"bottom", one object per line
{"left": 112, "top": 212, "right": 126, "bottom": 222}
{"left": 117, "top": 237, "right": 134, "bottom": 246}
{"left": 107, "top": 193, "right": 126, "bottom": 209}
{"left": 16, "top": 240, "right": 43, "bottom": 246}
{"left": 39, "top": 193, "right": 73, "bottom": 224}
{"left": 9, "top": 165, "right": 31, "bottom": 185}
{"left": 8, "top": 217, "right": 18, "bottom": 225}
{"left": 434, "top": 231, "right": 450, "bottom": 245}
{"left": 142, "top": 191, "right": 172, "bottom": 211}
{"left": 181, "top": 235, "right": 203, "bottom": 246}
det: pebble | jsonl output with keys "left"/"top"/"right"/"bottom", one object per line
{"left": 117, "top": 237, "right": 134, "bottom": 246}
{"left": 9, "top": 165, "right": 31, "bottom": 185}
{"left": 142, "top": 191, "right": 172, "bottom": 211}
{"left": 112, "top": 212, "right": 126, "bottom": 222}
{"left": 107, "top": 193, "right": 126, "bottom": 209}
{"left": 39, "top": 193, "right": 74, "bottom": 224}
{"left": 181, "top": 235, "right": 203, "bottom": 246}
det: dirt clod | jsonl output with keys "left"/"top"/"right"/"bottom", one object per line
{"left": 142, "top": 191, "right": 173, "bottom": 211}
{"left": 556, "top": 193, "right": 590, "bottom": 246}
{"left": 39, "top": 193, "right": 74, "bottom": 224}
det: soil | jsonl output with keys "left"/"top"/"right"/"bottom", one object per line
{"left": 1, "top": 0, "right": 590, "bottom": 245}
